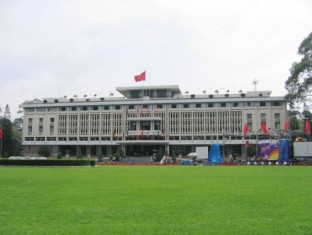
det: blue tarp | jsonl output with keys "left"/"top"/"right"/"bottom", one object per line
{"left": 278, "top": 139, "right": 290, "bottom": 164}
{"left": 208, "top": 144, "right": 223, "bottom": 163}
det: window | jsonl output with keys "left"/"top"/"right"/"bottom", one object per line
{"left": 156, "top": 90, "right": 167, "bottom": 98}
{"left": 61, "top": 107, "right": 66, "bottom": 111}
{"left": 50, "top": 118, "right": 55, "bottom": 122}
{"left": 130, "top": 90, "right": 140, "bottom": 98}
{"left": 221, "top": 103, "right": 226, "bottom": 107}
{"left": 115, "top": 106, "right": 121, "bottom": 110}
{"left": 195, "top": 103, "right": 202, "bottom": 108}
{"left": 183, "top": 104, "right": 189, "bottom": 108}
{"left": 247, "top": 113, "right": 252, "bottom": 130}
{"left": 129, "top": 105, "right": 134, "bottom": 110}
{"left": 92, "top": 106, "right": 98, "bottom": 110}
{"left": 208, "top": 103, "right": 213, "bottom": 108}
{"left": 157, "top": 104, "right": 163, "bottom": 109}
{"left": 244, "top": 102, "right": 254, "bottom": 107}
{"left": 81, "top": 106, "right": 88, "bottom": 111}
{"left": 272, "top": 101, "right": 282, "bottom": 106}
{"left": 104, "top": 106, "right": 109, "bottom": 110}
{"left": 233, "top": 103, "right": 239, "bottom": 107}
{"left": 25, "top": 108, "right": 35, "bottom": 112}
{"left": 130, "top": 121, "right": 136, "bottom": 131}
{"left": 37, "top": 108, "right": 46, "bottom": 112}
{"left": 171, "top": 104, "right": 176, "bottom": 109}
{"left": 71, "top": 107, "right": 77, "bottom": 111}
{"left": 274, "top": 113, "right": 280, "bottom": 129}
{"left": 39, "top": 126, "right": 43, "bottom": 135}
{"left": 260, "top": 113, "right": 266, "bottom": 124}
{"left": 259, "top": 102, "right": 266, "bottom": 107}
{"left": 50, "top": 126, "right": 54, "bottom": 135}
{"left": 140, "top": 121, "right": 151, "bottom": 130}
{"left": 155, "top": 121, "right": 161, "bottom": 130}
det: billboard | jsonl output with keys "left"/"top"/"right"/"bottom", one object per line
{"left": 258, "top": 143, "right": 279, "bottom": 160}
{"left": 294, "top": 142, "right": 312, "bottom": 157}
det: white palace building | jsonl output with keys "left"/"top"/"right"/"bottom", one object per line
{"left": 22, "top": 85, "right": 287, "bottom": 158}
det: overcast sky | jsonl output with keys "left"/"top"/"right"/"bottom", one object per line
{"left": 1, "top": 0, "right": 312, "bottom": 119}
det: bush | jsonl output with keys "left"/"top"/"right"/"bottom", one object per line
{"left": 0, "top": 159, "right": 96, "bottom": 166}
{"left": 114, "top": 147, "right": 124, "bottom": 161}
{"left": 156, "top": 147, "right": 164, "bottom": 162}
{"left": 98, "top": 150, "right": 103, "bottom": 162}
{"left": 38, "top": 146, "right": 50, "bottom": 157}
{"left": 57, "top": 152, "right": 63, "bottom": 160}
{"left": 171, "top": 151, "right": 177, "bottom": 163}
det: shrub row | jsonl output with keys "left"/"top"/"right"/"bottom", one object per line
{"left": 0, "top": 159, "right": 96, "bottom": 167}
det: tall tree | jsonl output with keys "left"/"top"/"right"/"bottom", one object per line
{"left": 0, "top": 117, "right": 14, "bottom": 157}
{"left": 3, "top": 104, "right": 11, "bottom": 120}
{"left": 12, "top": 118, "right": 23, "bottom": 156}
{"left": 288, "top": 110, "right": 301, "bottom": 131}
{"left": 285, "top": 32, "right": 312, "bottom": 109}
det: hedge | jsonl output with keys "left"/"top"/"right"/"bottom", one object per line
{"left": 0, "top": 159, "right": 96, "bottom": 166}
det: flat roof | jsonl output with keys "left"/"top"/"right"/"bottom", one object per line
{"left": 116, "top": 85, "right": 181, "bottom": 96}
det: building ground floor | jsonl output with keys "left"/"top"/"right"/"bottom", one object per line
{"left": 23, "top": 139, "right": 255, "bottom": 160}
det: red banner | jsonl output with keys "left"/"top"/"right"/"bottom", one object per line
{"left": 134, "top": 71, "right": 146, "bottom": 82}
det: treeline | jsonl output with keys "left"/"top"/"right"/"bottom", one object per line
{"left": 0, "top": 104, "right": 23, "bottom": 157}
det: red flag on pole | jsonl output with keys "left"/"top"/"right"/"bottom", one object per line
{"left": 243, "top": 123, "right": 248, "bottom": 137}
{"left": 261, "top": 122, "right": 268, "bottom": 135}
{"left": 284, "top": 120, "right": 289, "bottom": 132}
{"left": 134, "top": 71, "right": 146, "bottom": 82}
{"left": 305, "top": 119, "right": 310, "bottom": 135}
{"left": 0, "top": 129, "right": 2, "bottom": 139}
{"left": 245, "top": 140, "right": 249, "bottom": 148}
{"left": 141, "top": 130, "right": 144, "bottom": 138}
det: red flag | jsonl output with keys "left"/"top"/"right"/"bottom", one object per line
{"left": 261, "top": 122, "right": 268, "bottom": 135}
{"left": 0, "top": 129, "right": 2, "bottom": 139}
{"left": 243, "top": 123, "right": 248, "bottom": 137}
{"left": 245, "top": 140, "right": 249, "bottom": 148}
{"left": 134, "top": 71, "right": 146, "bottom": 82}
{"left": 305, "top": 119, "right": 310, "bottom": 135}
{"left": 284, "top": 120, "right": 289, "bottom": 132}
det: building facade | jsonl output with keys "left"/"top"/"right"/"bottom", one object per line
{"left": 22, "top": 85, "right": 287, "bottom": 158}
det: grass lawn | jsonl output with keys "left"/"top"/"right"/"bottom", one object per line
{"left": 0, "top": 166, "right": 311, "bottom": 235}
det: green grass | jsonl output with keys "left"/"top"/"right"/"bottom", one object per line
{"left": 0, "top": 166, "right": 311, "bottom": 235}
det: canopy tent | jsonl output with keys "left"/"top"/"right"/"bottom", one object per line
{"left": 208, "top": 144, "right": 223, "bottom": 164}
{"left": 278, "top": 139, "right": 290, "bottom": 164}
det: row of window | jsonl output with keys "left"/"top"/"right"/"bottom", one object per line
{"left": 24, "top": 101, "right": 283, "bottom": 113}
{"left": 26, "top": 111, "right": 282, "bottom": 136}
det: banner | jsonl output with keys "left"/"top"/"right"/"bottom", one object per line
{"left": 258, "top": 143, "right": 279, "bottom": 160}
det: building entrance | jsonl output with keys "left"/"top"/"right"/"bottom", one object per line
{"left": 125, "top": 144, "right": 166, "bottom": 157}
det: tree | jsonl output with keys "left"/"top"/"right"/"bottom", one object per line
{"left": 247, "top": 144, "right": 256, "bottom": 159}
{"left": 114, "top": 147, "right": 124, "bottom": 161}
{"left": 285, "top": 32, "right": 312, "bottom": 109}
{"left": 288, "top": 110, "right": 301, "bottom": 131}
{"left": 11, "top": 125, "right": 23, "bottom": 156}
{"left": 156, "top": 147, "right": 164, "bottom": 162}
{"left": 3, "top": 104, "right": 11, "bottom": 120}
{"left": 0, "top": 117, "right": 14, "bottom": 157}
